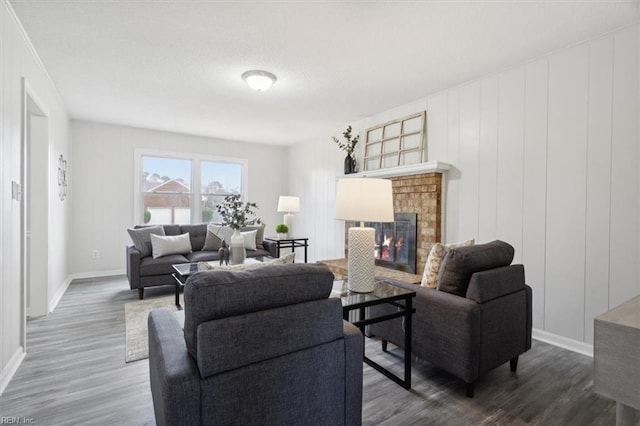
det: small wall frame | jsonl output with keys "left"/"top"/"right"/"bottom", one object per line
{"left": 58, "top": 154, "right": 67, "bottom": 201}
{"left": 363, "top": 111, "right": 426, "bottom": 171}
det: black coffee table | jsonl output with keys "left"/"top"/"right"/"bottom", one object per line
{"left": 337, "top": 280, "right": 416, "bottom": 389}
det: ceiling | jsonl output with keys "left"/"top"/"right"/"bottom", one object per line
{"left": 9, "top": 1, "right": 639, "bottom": 146}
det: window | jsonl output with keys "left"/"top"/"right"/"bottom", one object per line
{"left": 137, "top": 151, "right": 247, "bottom": 225}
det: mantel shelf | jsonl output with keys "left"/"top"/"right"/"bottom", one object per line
{"left": 345, "top": 161, "right": 451, "bottom": 179}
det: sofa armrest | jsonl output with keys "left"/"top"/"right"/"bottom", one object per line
{"left": 343, "top": 320, "right": 363, "bottom": 426}
{"left": 148, "top": 308, "right": 201, "bottom": 426}
{"left": 262, "top": 239, "right": 279, "bottom": 258}
{"left": 465, "top": 264, "right": 525, "bottom": 303}
{"left": 126, "top": 245, "right": 141, "bottom": 290}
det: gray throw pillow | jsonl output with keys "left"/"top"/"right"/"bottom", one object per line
{"left": 127, "top": 225, "right": 165, "bottom": 258}
{"left": 202, "top": 230, "right": 223, "bottom": 251}
{"left": 436, "top": 240, "right": 515, "bottom": 297}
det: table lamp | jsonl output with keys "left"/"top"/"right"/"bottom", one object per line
{"left": 335, "top": 178, "right": 394, "bottom": 292}
{"left": 277, "top": 196, "right": 300, "bottom": 236}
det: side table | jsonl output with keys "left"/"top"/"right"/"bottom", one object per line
{"left": 336, "top": 280, "right": 416, "bottom": 389}
{"left": 264, "top": 236, "right": 308, "bottom": 263}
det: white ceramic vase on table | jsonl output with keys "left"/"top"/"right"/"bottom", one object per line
{"left": 229, "top": 229, "right": 246, "bottom": 265}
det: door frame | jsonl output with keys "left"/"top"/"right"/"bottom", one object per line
{"left": 21, "top": 78, "right": 50, "bottom": 348}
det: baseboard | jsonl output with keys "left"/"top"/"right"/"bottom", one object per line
{"left": 0, "top": 347, "right": 25, "bottom": 396}
{"left": 69, "top": 269, "right": 126, "bottom": 281}
{"left": 532, "top": 328, "right": 593, "bottom": 357}
{"left": 48, "top": 276, "right": 72, "bottom": 313}
{"left": 48, "top": 270, "right": 126, "bottom": 313}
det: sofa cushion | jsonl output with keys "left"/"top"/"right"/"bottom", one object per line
{"left": 180, "top": 224, "right": 207, "bottom": 251}
{"left": 128, "top": 225, "right": 166, "bottom": 258}
{"left": 185, "top": 251, "right": 219, "bottom": 263}
{"left": 421, "top": 239, "right": 474, "bottom": 288}
{"left": 162, "top": 224, "right": 182, "bottom": 236}
{"left": 437, "top": 240, "right": 514, "bottom": 297}
{"left": 140, "top": 253, "right": 190, "bottom": 276}
{"left": 151, "top": 233, "right": 193, "bottom": 259}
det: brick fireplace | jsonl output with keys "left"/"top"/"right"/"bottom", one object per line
{"left": 343, "top": 163, "right": 447, "bottom": 277}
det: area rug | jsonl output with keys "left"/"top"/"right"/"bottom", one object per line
{"left": 124, "top": 295, "right": 183, "bottom": 363}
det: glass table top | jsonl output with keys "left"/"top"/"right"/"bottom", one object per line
{"left": 172, "top": 257, "right": 266, "bottom": 277}
{"left": 332, "top": 280, "right": 415, "bottom": 308}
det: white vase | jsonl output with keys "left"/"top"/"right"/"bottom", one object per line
{"left": 229, "top": 229, "right": 246, "bottom": 265}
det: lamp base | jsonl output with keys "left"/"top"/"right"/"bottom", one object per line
{"left": 283, "top": 213, "right": 294, "bottom": 236}
{"left": 347, "top": 227, "right": 376, "bottom": 293}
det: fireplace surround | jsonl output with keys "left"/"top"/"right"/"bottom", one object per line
{"left": 343, "top": 162, "right": 449, "bottom": 277}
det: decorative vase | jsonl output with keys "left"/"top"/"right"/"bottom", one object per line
{"left": 229, "top": 229, "right": 246, "bottom": 265}
{"left": 344, "top": 154, "right": 356, "bottom": 174}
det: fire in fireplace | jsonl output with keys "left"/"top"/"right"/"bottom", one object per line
{"left": 366, "top": 213, "right": 417, "bottom": 274}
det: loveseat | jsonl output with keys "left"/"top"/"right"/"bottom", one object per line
{"left": 369, "top": 240, "right": 532, "bottom": 397}
{"left": 126, "top": 223, "right": 277, "bottom": 299}
{"left": 148, "top": 264, "right": 364, "bottom": 426}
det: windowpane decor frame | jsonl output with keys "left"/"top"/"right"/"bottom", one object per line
{"left": 363, "top": 111, "right": 426, "bottom": 171}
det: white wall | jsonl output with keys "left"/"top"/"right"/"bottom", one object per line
{"left": 0, "top": 0, "right": 71, "bottom": 394}
{"left": 289, "top": 24, "right": 639, "bottom": 347}
{"left": 70, "top": 120, "right": 288, "bottom": 276}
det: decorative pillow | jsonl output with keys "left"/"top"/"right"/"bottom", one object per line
{"left": 150, "top": 232, "right": 193, "bottom": 259}
{"left": 421, "top": 239, "right": 475, "bottom": 288}
{"left": 198, "top": 252, "right": 295, "bottom": 271}
{"left": 127, "top": 226, "right": 165, "bottom": 258}
{"left": 208, "top": 224, "right": 235, "bottom": 244}
{"left": 241, "top": 230, "right": 258, "bottom": 250}
{"left": 202, "top": 230, "right": 223, "bottom": 251}
{"left": 241, "top": 223, "right": 266, "bottom": 247}
{"left": 436, "top": 240, "right": 515, "bottom": 297}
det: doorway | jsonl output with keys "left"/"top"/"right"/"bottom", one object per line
{"left": 21, "top": 79, "right": 49, "bottom": 335}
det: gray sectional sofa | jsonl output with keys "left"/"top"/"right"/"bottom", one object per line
{"left": 126, "top": 223, "right": 276, "bottom": 299}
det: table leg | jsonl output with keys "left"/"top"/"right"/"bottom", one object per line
{"left": 404, "top": 297, "right": 413, "bottom": 389}
{"left": 304, "top": 242, "right": 308, "bottom": 263}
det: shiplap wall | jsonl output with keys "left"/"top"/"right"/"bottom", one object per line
{"left": 0, "top": 0, "right": 70, "bottom": 394}
{"left": 289, "top": 25, "right": 639, "bottom": 346}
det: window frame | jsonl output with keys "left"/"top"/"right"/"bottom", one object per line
{"left": 134, "top": 149, "right": 249, "bottom": 225}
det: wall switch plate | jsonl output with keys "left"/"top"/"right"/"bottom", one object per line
{"left": 11, "top": 181, "right": 22, "bottom": 201}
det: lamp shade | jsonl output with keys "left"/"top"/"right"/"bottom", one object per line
{"left": 277, "top": 196, "right": 300, "bottom": 213}
{"left": 335, "top": 178, "right": 394, "bottom": 223}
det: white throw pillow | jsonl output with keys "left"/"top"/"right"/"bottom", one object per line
{"left": 151, "top": 233, "right": 193, "bottom": 259}
{"left": 241, "top": 230, "right": 258, "bottom": 250}
{"left": 421, "top": 239, "right": 475, "bottom": 288}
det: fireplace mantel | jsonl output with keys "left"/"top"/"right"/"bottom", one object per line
{"left": 347, "top": 161, "right": 451, "bottom": 179}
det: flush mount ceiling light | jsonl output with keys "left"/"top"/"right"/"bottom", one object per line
{"left": 241, "top": 70, "right": 277, "bottom": 92}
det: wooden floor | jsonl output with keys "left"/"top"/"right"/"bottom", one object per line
{"left": 0, "top": 275, "right": 618, "bottom": 425}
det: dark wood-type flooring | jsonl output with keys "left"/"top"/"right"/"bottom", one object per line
{"left": 0, "top": 276, "right": 618, "bottom": 425}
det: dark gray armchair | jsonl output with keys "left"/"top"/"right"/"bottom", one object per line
{"left": 148, "top": 263, "right": 364, "bottom": 426}
{"left": 370, "top": 240, "right": 532, "bottom": 397}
